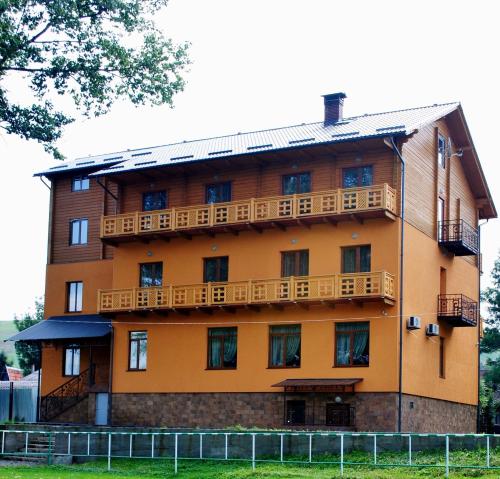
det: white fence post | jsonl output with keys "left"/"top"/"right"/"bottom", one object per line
{"left": 224, "top": 433, "right": 228, "bottom": 460}
{"left": 486, "top": 435, "right": 490, "bottom": 468}
{"left": 1, "top": 430, "right": 5, "bottom": 454}
{"left": 151, "top": 434, "right": 155, "bottom": 458}
{"left": 251, "top": 433, "right": 256, "bottom": 471}
{"left": 107, "top": 433, "right": 111, "bottom": 471}
{"left": 340, "top": 434, "right": 344, "bottom": 477}
{"left": 174, "top": 433, "right": 178, "bottom": 475}
{"left": 67, "top": 432, "right": 71, "bottom": 455}
{"left": 408, "top": 435, "right": 412, "bottom": 465}
{"left": 308, "top": 434, "right": 312, "bottom": 463}
{"left": 199, "top": 433, "right": 203, "bottom": 459}
{"left": 445, "top": 435, "right": 449, "bottom": 478}
{"left": 129, "top": 434, "right": 133, "bottom": 458}
{"left": 280, "top": 433, "right": 284, "bottom": 462}
{"left": 25, "top": 432, "right": 29, "bottom": 455}
{"left": 373, "top": 434, "right": 377, "bottom": 465}
{"left": 87, "top": 433, "right": 90, "bottom": 457}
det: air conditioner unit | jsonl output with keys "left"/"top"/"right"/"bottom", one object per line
{"left": 407, "top": 316, "right": 421, "bottom": 330}
{"left": 426, "top": 324, "right": 440, "bottom": 337}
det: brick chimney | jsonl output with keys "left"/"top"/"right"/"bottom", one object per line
{"left": 322, "top": 92, "right": 347, "bottom": 126}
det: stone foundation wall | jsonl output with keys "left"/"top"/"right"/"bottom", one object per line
{"left": 110, "top": 392, "right": 476, "bottom": 433}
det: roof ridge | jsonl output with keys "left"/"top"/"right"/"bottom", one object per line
{"left": 346, "top": 101, "right": 459, "bottom": 120}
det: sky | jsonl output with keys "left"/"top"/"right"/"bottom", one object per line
{"left": 0, "top": 0, "right": 499, "bottom": 320}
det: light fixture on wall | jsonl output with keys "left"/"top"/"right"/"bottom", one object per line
{"left": 211, "top": 245, "right": 218, "bottom": 252}
{"left": 147, "top": 251, "right": 153, "bottom": 257}
{"left": 335, "top": 396, "right": 342, "bottom": 404}
{"left": 351, "top": 232, "right": 359, "bottom": 239}
{"left": 291, "top": 239, "right": 298, "bottom": 245}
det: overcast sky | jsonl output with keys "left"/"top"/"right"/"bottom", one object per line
{"left": 0, "top": 0, "right": 499, "bottom": 320}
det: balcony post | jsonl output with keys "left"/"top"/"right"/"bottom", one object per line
{"left": 289, "top": 276, "right": 295, "bottom": 301}
{"left": 248, "top": 280, "right": 252, "bottom": 303}
{"left": 207, "top": 282, "right": 212, "bottom": 307}
{"left": 134, "top": 211, "right": 139, "bottom": 234}
{"left": 171, "top": 207, "right": 176, "bottom": 230}
{"left": 292, "top": 194, "right": 297, "bottom": 218}
{"left": 209, "top": 203, "right": 214, "bottom": 227}
{"left": 250, "top": 198, "right": 255, "bottom": 222}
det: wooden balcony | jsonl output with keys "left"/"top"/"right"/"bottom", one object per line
{"left": 100, "top": 184, "right": 397, "bottom": 243}
{"left": 438, "top": 220, "right": 479, "bottom": 256}
{"left": 437, "top": 294, "right": 478, "bottom": 327}
{"left": 97, "top": 271, "right": 395, "bottom": 314}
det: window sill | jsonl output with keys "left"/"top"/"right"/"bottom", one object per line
{"left": 127, "top": 369, "right": 147, "bottom": 372}
{"left": 333, "top": 364, "right": 369, "bottom": 368}
{"left": 267, "top": 366, "right": 301, "bottom": 369}
{"left": 205, "top": 367, "right": 237, "bottom": 371}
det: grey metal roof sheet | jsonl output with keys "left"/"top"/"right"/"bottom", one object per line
{"left": 35, "top": 102, "right": 459, "bottom": 177}
{"left": 7, "top": 315, "right": 111, "bottom": 341}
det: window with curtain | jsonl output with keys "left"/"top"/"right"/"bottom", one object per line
{"left": 207, "top": 327, "right": 237, "bottom": 369}
{"left": 335, "top": 322, "right": 369, "bottom": 366}
{"left": 139, "top": 262, "right": 163, "bottom": 287}
{"left": 281, "top": 250, "right": 309, "bottom": 277}
{"left": 72, "top": 176, "right": 90, "bottom": 191}
{"left": 342, "top": 166, "right": 373, "bottom": 188}
{"left": 205, "top": 182, "right": 232, "bottom": 204}
{"left": 282, "top": 172, "right": 311, "bottom": 195}
{"left": 129, "top": 331, "right": 147, "bottom": 370}
{"left": 64, "top": 346, "right": 80, "bottom": 376}
{"left": 67, "top": 281, "right": 83, "bottom": 312}
{"left": 204, "top": 257, "right": 229, "bottom": 282}
{"left": 269, "top": 325, "right": 301, "bottom": 368}
{"left": 341, "top": 245, "right": 371, "bottom": 273}
{"left": 142, "top": 191, "right": 167, "bottom": 211}
{"left": 70, "top": 218, "right": 88, "bottom": 245}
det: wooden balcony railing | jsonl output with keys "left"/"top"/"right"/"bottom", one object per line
{"left": 97, "top": 271, "right": 395, "bottom": 313}
{"left": 100, "top": 184, "right": 397, "bottom": 241}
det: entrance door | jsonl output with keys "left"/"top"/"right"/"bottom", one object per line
{"left": 326, "top": 403, "right": 351, "bottom": 427}
{"left": 95, "top": 393, "right": 109, "bottom": 426}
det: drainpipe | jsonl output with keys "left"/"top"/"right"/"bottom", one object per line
{"left": 107, "top": 325, "right": 115, "bottom": 426}
{"left": 390, "top": 137, "right": 406, "bottom": 433}
{"left": 477, "top": 219, "right": 487, "bottom": 432}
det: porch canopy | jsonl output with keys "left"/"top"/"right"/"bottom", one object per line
{"left": 7, "top": 315, "right": 111, "bottom": 342}
{"left": 272, "top": 378, "right": 363, "bottom": 393}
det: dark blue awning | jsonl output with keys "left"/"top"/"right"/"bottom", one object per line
{"left": 7, "top": 315, "right": 111, "bottom": 342}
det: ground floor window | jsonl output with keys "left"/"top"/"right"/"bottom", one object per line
{"left": 129, "top": 331, "right": 147, "bottom": 370}
{"left": 326, "top": 403, "right": 352, "bottom": 427}
{"left": 64, "top": 346, "right": 80, "bottom": 376}
{"left": 208, "top": 327, "right": 237, "bottom": 369}
{"left": 286, "top": 400, "right": 306, "bottom": 425}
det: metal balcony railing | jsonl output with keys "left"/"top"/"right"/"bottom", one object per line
{"left": 437, "top": 294, "right": 478, "bottom": 327}
{"left": 100, "top": 184, "right": 397, "bottom": 240}
{"left": 98, "top": 272, "right": 395, "bottom": 313}
{"left": 438, "top": 220, "right": 479, "bottom": 256}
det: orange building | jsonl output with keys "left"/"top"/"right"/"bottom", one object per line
{"left": 12, "top": 93, "right": 496, "bottom": 432}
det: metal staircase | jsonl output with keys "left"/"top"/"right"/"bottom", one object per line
{"left": 40, "top": 366, "right": 95, "bottom": 422}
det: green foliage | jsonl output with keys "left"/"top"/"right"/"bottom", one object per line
{"left": 0, "top": 0, "right": 189, "bottom": 159}
{"left": 0, "top": 349, "right": 13, "bottom": 368}
{"left": 483, "top": 254, "right": 500, "bottom": 328}
{"left": 14, "top": 298, "right": 43, "bottom": 375}
{"left": 481, "top": 327, "right": 500, "bottom": 353}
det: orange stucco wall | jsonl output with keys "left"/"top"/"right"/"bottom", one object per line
{"left": 402, "top": 223, "right": 479, "bottom": 405}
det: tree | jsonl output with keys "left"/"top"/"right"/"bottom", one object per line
{"left": 0, "top": 1, "right": 189, "bottom": 159}
{"left": 483, "top": 253, "right": 500, "bottom": 329}
{"left": 481, "top": 327, "right": 500, "bottom": 353}
{"left": 14, "top": 299, "right": 43, "bottom": 375}
{"left": 0, "top": 350, "right": 13, "bottom": 368}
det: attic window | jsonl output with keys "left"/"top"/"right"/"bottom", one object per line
{"left": 49, "top": 165, "right": 68, "bottom": 170}
{"left": 103, "top": 156, "right": 123, "bottom": 162}
{"left": 288, "top": 138, "right": 315, "bottom": 145}
{"left": 438, "top": 134, "right": 447, "bottom": 169}
{"left": 331, "top": 131, "right": 360, "bottom": 138}
{"left": 75, "top": 160, "right": 95, "bottom": 166}
{"left": 134, "top": 160, "right": 157, "bottom": 166}
{"left": 247, "top": 144, "right": 272, "bottom": 150}
{"left": 131, "top": 151, "right": 152, "bottom": 157}
{"left": 208, "top": 149, "right": 233, "bottom": 156}
{"left": 170, "top": 155, "right": 194, "bottom": 161}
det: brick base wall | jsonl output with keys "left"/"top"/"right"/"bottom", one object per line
{"left": 110, "top": 392, "right": 476, "bottom": 433}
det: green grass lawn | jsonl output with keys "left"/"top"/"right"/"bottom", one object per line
{"left": 1, "top": 454, "right": 500, "bottom": 479}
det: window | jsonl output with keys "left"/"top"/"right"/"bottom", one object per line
{"left": 70, "top": 219, "right": 88, "bottom": 245}
{"left": 439, "top": 337, "right": 445, "bottom": 378}
{"left": 269, "top": 325, "right": 301, "bottom": 368}
{"left": 142, "top": 191, "right": 167, "bottom": 211}
{"left": 205, "top": 182, "right": 231, "bottom": 204}
{"left": 129, "top": 332, "right": 147, "bottom": 370}
{"left": 204, "top": 256, "right": 229, "bottom": 282}
{"left": 63, "top": 346, "right": 80, "bottom": 376}
{"left": 282, "top": 172, "right": 311, "bottom": 195}
{"left": 207, "top": 327, "right": 237, "bottom": 369}
{"left": 286, "top": 400, "right": 306, "bottom": 425}
{"left": 438, "top": 197, "right": 446, "bottom": 225}
{"left": 72, "top": 176, "right": 89, "bottom": 191}
{"left": 341, "top": 245, "right": 371, "bottom": 273}
{"left": 438, "top": 134, "right": 446, "bottom": 168}
{"left": 342, "top": 166, "right": 373, "bottom": 188}
{"left": 335, "top": 322, "right": 370, "bottom": 366}
{"left": 139, "top": 262, "right": 163, "bottom": 287}
{"left": 67, "top": 281, "right": 83, "bottom": 312}
{"left": 281, "top": 250, "right": 309, "bottom": 277}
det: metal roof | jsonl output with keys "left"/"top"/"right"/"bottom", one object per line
{"left": 34, "top": 102, "right": 459, "bottom": 177}
{"left": 7, "top": 315, "right": 111, "bottom": 342}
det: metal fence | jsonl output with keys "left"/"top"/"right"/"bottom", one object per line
{"left": 0, "top": 382, "right": 38, "bottom": 422}
{"left": 0, "top": 429, "right": 499, "bottom": 477}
